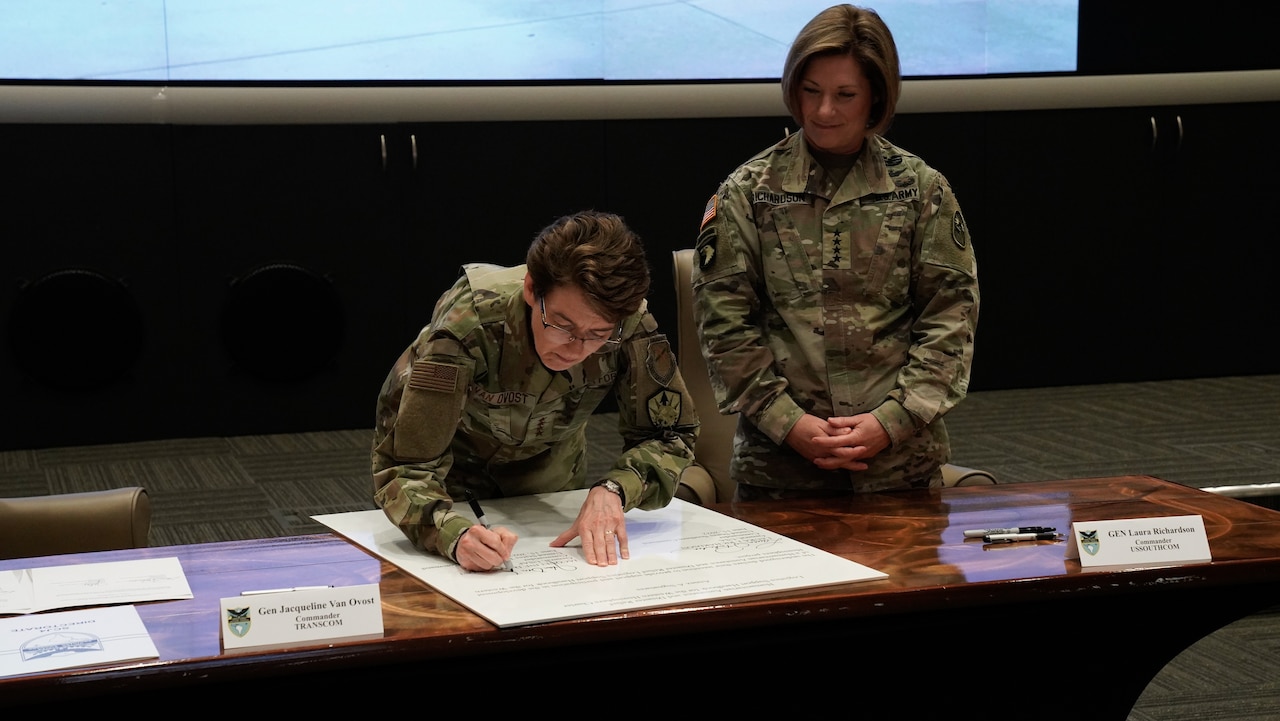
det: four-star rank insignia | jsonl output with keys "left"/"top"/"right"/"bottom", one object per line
{"left": 1078, "top": 529, "right": 1100, "bottom": 556}
{"left": 226, "top": 606, "right": 252, "bottom": 638}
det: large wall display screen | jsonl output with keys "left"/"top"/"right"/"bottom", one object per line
{"left": 0, "top": 1, "right": 1076, "bottom": 83}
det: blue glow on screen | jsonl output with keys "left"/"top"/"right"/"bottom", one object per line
{"left": 0, "top": 1, "right": 1077, "bottom": 83}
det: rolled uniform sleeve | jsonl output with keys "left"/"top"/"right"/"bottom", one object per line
{"left": 600, "top": 311, "right": 700, "bottom": 510}
{"left": 370, "top": 333, "right": 476, "bottom": 561}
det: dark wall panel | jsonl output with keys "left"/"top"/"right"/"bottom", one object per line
{"left": 167, "top": 124, "right": 406, "bottom": 439}
{"left": 3, "top": 98, "right": 1277, "bottom": 450}
{"left": 603, "top": 115, "right": 794, "bottom": 346}
{"left": 0, "top": 124, "right": 183, "bottom": 449}
{"left": 1078, "top": 1, "right": 1280, "bottom": 75}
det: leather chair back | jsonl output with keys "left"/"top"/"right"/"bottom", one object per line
{"left": 672, "top": 249, "right": 737, "bottom": 503}
{"left": 0, "top": 487, "right": 151, "bottom": 560}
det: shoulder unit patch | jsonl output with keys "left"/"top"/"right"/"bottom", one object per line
{"left": 647, "top": 388, "right": 682, "bottom": 428}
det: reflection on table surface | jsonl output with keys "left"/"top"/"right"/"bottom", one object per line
{"left": 3, "top": 475, "right": 1279, "bottom": 712}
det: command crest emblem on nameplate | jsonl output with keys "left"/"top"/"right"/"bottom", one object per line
{"left": 1077, "top": 529, "right": 1100, "bottom": 556}
{"left": 226, "top": 607, "right": 252, "bottom": 638}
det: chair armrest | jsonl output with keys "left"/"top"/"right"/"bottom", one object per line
{"left": 941, "top": 464, "right": 998, "bottom": 487}
{"left": 675, "top": 464, "right": 719, "bottom": 505}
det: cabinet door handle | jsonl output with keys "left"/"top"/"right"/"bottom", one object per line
{"left": 1175, "top": 114, "right": 1184, "bottom": 153}
{"left": 1149, "top": 116, "right": 1158, "bottom": 153}
{"left": 411, "top": 134, "right": 418, "bottom": 171}
{"left": 380, "top": 133, "right": 388, "bottom": 171}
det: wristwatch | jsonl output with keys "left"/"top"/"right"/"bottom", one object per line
{"left": 592, "top": 479, "right": 625, "bottom": 505}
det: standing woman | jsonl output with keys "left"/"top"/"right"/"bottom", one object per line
{"left": 692, "top": 4, "right": 979, "bottom": 500}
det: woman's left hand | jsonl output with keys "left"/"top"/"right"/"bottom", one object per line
{"left": 808, "top": 413, "right": 891, "bottom": 471}
{"left": 550, "top": 485, "right": 628, "bottom": 565}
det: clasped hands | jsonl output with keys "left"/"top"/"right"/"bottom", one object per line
{"left": 455, "top": 484, "right": 627, "bottom": 572}
{"left": 785, "top": 412, "right": 890, "bottom": 471}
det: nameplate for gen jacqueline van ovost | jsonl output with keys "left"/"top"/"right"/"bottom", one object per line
{"left": 219, "top": 584, "right": 383, "bottom": 651}
{"left": 1066, "top": 514, "right": 1211, "bottom": 569}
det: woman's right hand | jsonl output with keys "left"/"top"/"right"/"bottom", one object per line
{"left": 785, "top": 413, "right": 870, "bottom": 472}
{"left": 455, "top": 524, "right": 518, "bottom": 572}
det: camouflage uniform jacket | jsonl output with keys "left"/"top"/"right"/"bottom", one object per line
{"left": 372, "top": 263, "right": 699, "bottom": 560}
{"left": 692, "top": 131, "right": 978, "bottom": 491}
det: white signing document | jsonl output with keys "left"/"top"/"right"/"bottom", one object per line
{"left": 0, "top": 557, "right": 193, "bottom": 615}
{"left": 314, "top": 491, "right": 887, "bottom": 628}
{"left": 0, "top": 604, "right": 159, "bottom": 678}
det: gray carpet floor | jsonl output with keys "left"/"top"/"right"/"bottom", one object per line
{"left": 3, "top": 374, "right": 1279, "bottom": 719}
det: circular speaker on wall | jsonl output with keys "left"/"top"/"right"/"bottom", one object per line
{"left": 7, "top": 269, "right": 145, "bottom": 391}
{"left": 220, "top": 263, "right": 345, "bottom": 382}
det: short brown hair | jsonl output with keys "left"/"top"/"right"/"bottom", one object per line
{"left": 781, "top": 4, "right": 901, "bottom": 136}
{"left": 525, "top": 211, "right": 650, "bottom": 323}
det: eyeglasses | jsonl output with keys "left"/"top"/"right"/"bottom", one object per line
{"left": 538, "top": 296, "right": 622, "bottom": 350}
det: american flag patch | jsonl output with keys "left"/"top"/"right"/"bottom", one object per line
{"left": 700, "top": 194, "right": 717, "bottom": 230}
{"left": 409, "top": 361, "right": 459, "bottom": 393}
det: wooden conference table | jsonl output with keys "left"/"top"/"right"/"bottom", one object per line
{"left": 3, "top": 475, "right": 1279, "bottom": 716}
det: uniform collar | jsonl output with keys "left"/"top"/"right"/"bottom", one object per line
{"left": 782, "top": 131, "right": 896, "bottom": 203}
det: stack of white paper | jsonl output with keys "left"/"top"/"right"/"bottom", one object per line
{"left": 0, "top": 604, "right": 159, "bottom": 678}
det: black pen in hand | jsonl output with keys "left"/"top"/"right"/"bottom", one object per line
{"left": 464, "top": 490, "right": 514, "bottom": 572}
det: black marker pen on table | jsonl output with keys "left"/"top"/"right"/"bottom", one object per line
{"left": 983, "top": 532, "right": 1061, "bottom": 543}
{"left": 963, "top": 526, "right": 1055, "bottom": 538}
